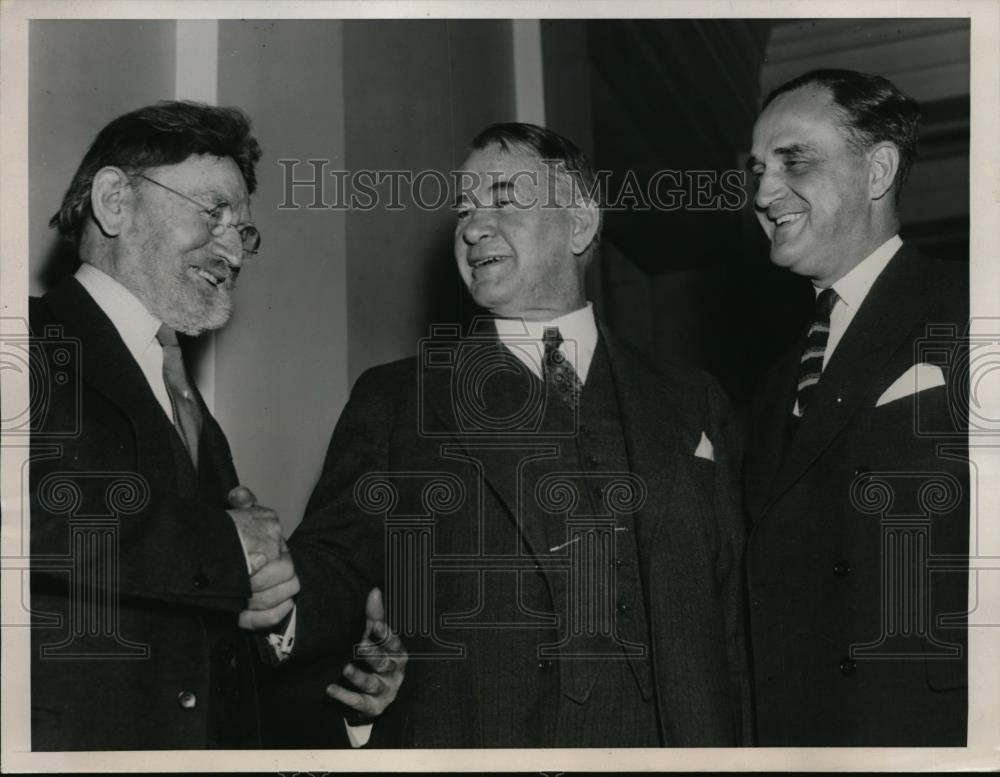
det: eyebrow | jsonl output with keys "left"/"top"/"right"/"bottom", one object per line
{"left": 453, "top": 179, "right": 518, "bottom": 209}
{"left": 747, "top": 143, "right": 817, "bottom": 170}
{"left": 774, "top": 143, "right": 815, "bottom": 157}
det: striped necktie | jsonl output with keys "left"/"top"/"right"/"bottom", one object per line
{"left": 542, "top": 326, "right": 582, "bottom": 408}
{"left": 156, "top": 324, "right": 203, "bottom": 469}
{"left": 795, "top": 288, "right": 839, "bottom": 417}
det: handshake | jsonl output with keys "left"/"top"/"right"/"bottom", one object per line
{"left": 226, "top": 486, "right": 406, "bottom": 720}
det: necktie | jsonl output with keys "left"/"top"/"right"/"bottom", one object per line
{"left": 542, "top": 326, "right": 582, "bottom": 408}
{"left": 795, "top": 288, "right": 839, "bottom": 417}
{"left": 156, "top": 324, "right": 203, "bottom": 469}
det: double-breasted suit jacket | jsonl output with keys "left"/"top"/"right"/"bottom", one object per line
{"left": 744, "top": 246, "right": 969, "bottom": 746}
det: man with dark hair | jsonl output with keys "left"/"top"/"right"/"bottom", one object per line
{"left": 290, "top": 122, "right": 752, "bottom": 747}
{"left": 29, "top": 100, "right": 400, "bottom": 750}
{"left": 744, "top": 69, "right": 968, "bottom": 745}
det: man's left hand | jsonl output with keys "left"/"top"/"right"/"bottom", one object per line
{"left": 326, "top": 587, "right": 408, "bottom": 718}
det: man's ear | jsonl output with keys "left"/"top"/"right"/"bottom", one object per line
{"left": 90, "top": 166, "right": 132, "bottom": 237}
{"left": 868, "top": 143, "right": 900, "bottom": 201}
{"left": 569, "top": 201, "right": 600, "bottom": 256}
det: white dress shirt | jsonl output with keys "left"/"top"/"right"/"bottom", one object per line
{"left": 493, "top": 301, "right": 599, "bottom": 384}
{"left": 793, "top": 234, "right": 902, "bottom": 416}
{"left": 822, "top": 234, "right": 902, "bottom": 369}
{"left": 75, "top": 262, "right": 172, "bottom": 418}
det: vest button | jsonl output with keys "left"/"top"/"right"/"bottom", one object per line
{"left": 833, "top": 560, "right": 851, "bottom": 578}
{"left": 616, "top": 601, "right": 631, "bottom": 614}
{"left": 614, "top": 558, "right": 623, "bottom": 569}
{"left": 586, "top": 456, "right": 599, "bottom": 468}
{"left": 839, "top": 658, "right": 856, "bottom": 676}
{"left": 537, "top": 659, "right": 555, "bottom": 673}
{"left": 177, "top": 690, "right": 198, "bottom": 709}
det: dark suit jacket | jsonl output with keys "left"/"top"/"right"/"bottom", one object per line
{"left": 29, "top": 277, "right": 261, "bottom": 750}
{"left": 289, "top": 322, "right": 752, "bottom": 747}
{"left": 744, "top": 246, "right": 969, "bottom": 746}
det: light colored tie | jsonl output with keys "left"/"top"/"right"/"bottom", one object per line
{"left": 156, "top": 324, "right": 203, "bottom": 470}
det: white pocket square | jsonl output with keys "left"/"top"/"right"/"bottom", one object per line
{"left": 694, "top": 431, "right": 714, "bottom": 461}
{"left": 875, "top": 363, "right": 945, "bottom": 407}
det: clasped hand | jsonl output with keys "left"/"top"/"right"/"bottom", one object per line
{"left": 226, "top": 485, "right": 300, "bottom": 629}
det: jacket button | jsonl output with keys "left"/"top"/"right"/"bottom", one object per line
{"left": 177, "top": 690, "right": 198, "bottom": 709}
{"left": 839, "top": 658, "right": 856, "bottom": 676}
{"left": 833, "top": 560, "right": 851, "bottom": 578}
{"left": 537, "top": 659, "right": 555, "bottom": 673}
{"left": 614, "top": 558, "right": 623, "bottom": 569}
{"left": 193, "top": 572, "right": 210, "bottom": 589}
{"left": 853, "top": 466, "right": 871, "bottom": 478}
{"left": 616, "top": 601, "right": 631, "bottom": 614}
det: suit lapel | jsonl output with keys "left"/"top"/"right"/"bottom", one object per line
{"left": 192, "top": 382, "right": 237, "bottom": 503}
{"left": 46, "top": 278, "right": 234, "bottom": 503}
{"left": 744, "top": 344, "right": 801, "bottom": 521}
{"left": 46, "top": 279, "right": 181, "bottom": 485}
{"left": 422, "top": 332, "right": 558, "bottom": 562}
{"left": 764, "top": 246, "right": 945, "bottom": 512}
{"left": 600, "top": 326, "right": 685, "bottom": 580}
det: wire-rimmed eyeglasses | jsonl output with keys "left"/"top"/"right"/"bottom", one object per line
{"left": 134, "top": 173, "right": 261, "bottom": 256}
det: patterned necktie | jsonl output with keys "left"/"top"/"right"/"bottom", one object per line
{"left": 542, "top": 326, "right": 582, "bottom": 408}
{"left": 795, "top": 288, "right": 839, "bottom": 417}
{"left": 156, "top": 324, "right": 203, "bottom": 469}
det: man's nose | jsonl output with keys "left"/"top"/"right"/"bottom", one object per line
{"left": 214, "top": 226, "right": 245, "bottom": 269}
{"left": 754, "top": 169, "right": 784, "bottom": 211}
{"left": 461, "top": 209, "right": 496, "bottom": 244}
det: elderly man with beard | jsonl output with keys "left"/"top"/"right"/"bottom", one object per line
{"left": 29, "top": 101, "right": 401, "bottom": 750}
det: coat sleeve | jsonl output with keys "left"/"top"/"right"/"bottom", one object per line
{"left": 287, "top": 366, "right": 399, "bottom": 660}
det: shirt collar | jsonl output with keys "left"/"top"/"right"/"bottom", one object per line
{"left": 820, "top": 234, "right": 902, "bottom": 308}
{"left": 75, "top": 262, "right": 163, "bottom": 358}
{"left": 493, "top": 302, "right": 599, "bottom": 382}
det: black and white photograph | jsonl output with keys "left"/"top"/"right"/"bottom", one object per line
{"left": 1, "top": 0, "right": 998, "bottom": 772}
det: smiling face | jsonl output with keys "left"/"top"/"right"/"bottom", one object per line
{"left": 750, "top": 86, "right": 883, "bottom": 287}
{"left": 113, "top": 153, "right": 251, "bottom": 335}
{"left": 454, "top": 144, "right": 587, "bottom": 320}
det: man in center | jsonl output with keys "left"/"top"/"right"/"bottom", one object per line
{"left": 290, "top": 123, "right": 750, "bottom": 747}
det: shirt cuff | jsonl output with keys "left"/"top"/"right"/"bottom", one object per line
{"left": 235, "top": 527, "right": 255, "bottom": 574}
{"left": 344, "top": 718, "right": 374, "bottom": 748}
{"left": 265, "top": 604, "right": 296, "bottom": 661}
